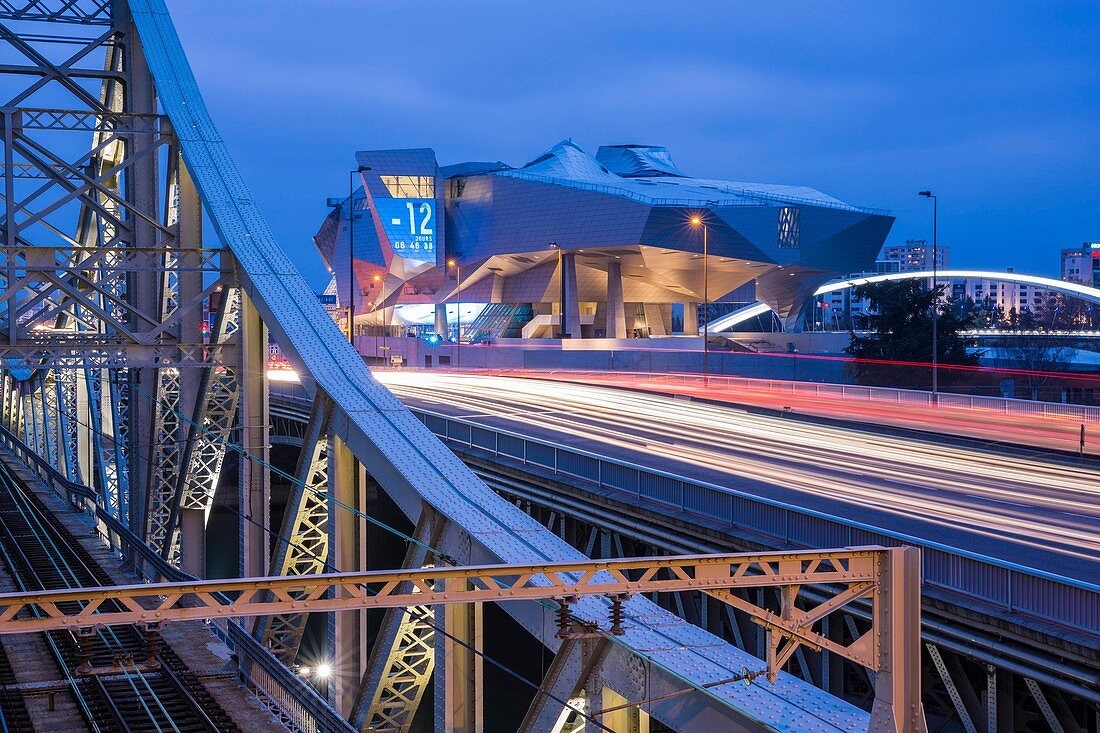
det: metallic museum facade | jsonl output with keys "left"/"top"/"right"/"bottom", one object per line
{"left": 312, "top": 141, "right": 894, "bottom": 338}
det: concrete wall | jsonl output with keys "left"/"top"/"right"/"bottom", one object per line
{"left": 356, "top": 335, "right": 850, "bottom": 382}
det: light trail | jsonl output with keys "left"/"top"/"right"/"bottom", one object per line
{"left": 516, "top": 371, "right": 1095, "bottom": 454}
{"left": 374, "top": 371, "right": 1100, "bottom": 580}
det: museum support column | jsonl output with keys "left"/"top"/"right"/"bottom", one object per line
{"left": 562, "top": 252, "right": 581, "bottom": 338}
{"left": 606, "top": 262, "right": 627, "bottom": 339}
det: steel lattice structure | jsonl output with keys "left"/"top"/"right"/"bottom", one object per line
{"left": 0, "top": 3, "right": 930, "bottom": 733}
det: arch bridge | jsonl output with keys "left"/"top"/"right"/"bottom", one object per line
{"left": 709, "top": 269, "right": 1100, "bottom": 332}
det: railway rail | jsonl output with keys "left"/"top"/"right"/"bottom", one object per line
{"left": 0, "top": 462, "right": 241, "bottom": 733}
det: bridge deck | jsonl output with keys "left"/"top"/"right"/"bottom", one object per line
{"left": 374, "top": 371, "right": 1100, "bottom": 584}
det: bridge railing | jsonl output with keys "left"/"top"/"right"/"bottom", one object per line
{"left": 406, "top": 406, "right": 1099, "bottom": 637}
{"left": 490, "top": 369, "right": 1100, "bottom": 426}
{"left": 0, "top": 422, "right": 355, "bottom": 733}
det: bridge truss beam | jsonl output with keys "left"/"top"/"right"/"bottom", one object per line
{"left": 0, "top": 546, "right": 920, "bottom": 723}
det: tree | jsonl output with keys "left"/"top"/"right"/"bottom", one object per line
{"left": 999, "top": 340, "right": 1072, "bottom": 400}
{"left": 954, "top": 295, "right": 1003, "bottom": 329}
{"left": 1036, "top": 292, "right": 1097, "bottom": 330}
{"left": 845, "top": 280, "right": 981, "bottom": 385}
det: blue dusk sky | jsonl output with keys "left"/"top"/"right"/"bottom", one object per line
{"left": 172, "top": 1, "right": 1098, "bottom": 289}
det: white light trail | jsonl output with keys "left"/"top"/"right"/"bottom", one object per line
{"left": 375, "top": 371, "right": 1100, "bottom": 574}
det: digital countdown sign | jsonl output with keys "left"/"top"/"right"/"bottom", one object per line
{"left": 374, "top": 198, "right": 436, "bottom": 261}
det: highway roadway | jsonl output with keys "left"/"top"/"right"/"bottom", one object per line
{"left": 496, "top": 370, "right": 1095, "bottom": 455}
{"left": 374, "top": 370, "right": 1100, "bottom": 583}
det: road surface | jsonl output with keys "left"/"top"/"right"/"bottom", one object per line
{"left": 492, "top": 370, "right": 1096, "bottom": 455}
{"left": 374, "top": 371, "right": 1100, "bottom": 582}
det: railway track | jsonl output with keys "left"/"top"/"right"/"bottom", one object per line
{"left": 0, "top": 462, "right": 242, "bottom": 733}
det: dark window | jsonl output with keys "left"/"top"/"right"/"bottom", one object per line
{"left": 777, "top": 207, "right": 800, "bottom": 249}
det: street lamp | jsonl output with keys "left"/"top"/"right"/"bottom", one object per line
{"left": 689, "top": 215, "right": 709, "bottom": 384}
{"left": 447, "top": 259, "right": 462, "bottom": 368}
{"left": 373, "top": 274, "right": 387, "bottom": 363}
{"left": 918, "top": 191, "right": 938, "bottom": 401}
{"left": 548, "top": 242, "right": 569, "bottom": 339}
{"left": 348, "top": 165, "right": 370, "bottom": 346}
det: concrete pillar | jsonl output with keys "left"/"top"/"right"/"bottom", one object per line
{"left": 562, "top": 252, "right": 581, "bottom": 338}
{"left": 437, "top": 585, "right": 483, "bottom": 732}
{"left": 238, "top": 291, "right": 269, "bottom": 580}
{"left": 642, "top": 304, "right": 669, "bottom": 336}
{"left": 680, "top": 302, "right": 699, "bottom": 335}
{"left": 606, "top": 263, "right": 627, "bottom": 339}
{"left": 434, "top": 303, "right": 450, "bottom": 340}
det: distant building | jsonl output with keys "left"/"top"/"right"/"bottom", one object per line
{"left": 1062, "top": 242, "right": 1100, "bottom": 286}
{"left": 821, "top": 237, "right": 1068, "bottom": 327}
{"left": 880, "top": 239, "right": 949, "bottom": 272}
{"left": 948, "top": 272, "right": 1056, "bottom": 318}
{"left": 825, "top": 242, "right": 952, "bottom": 324}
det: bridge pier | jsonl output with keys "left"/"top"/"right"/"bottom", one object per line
{"left": 180, "top": 508, "right": 205, "bottom": 577}
{"left": 437, "top": 579, "right": 484, "bottom": 732}
{"left": 239, "top": 291, "right": 270, "bottom": 581}
{"left": 330, "top": 436, "right": 368, "bottom": 716}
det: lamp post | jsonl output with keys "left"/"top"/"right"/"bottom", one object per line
{"left": 347, "top": 165, "right": 370, "bottom": 346}
{"left": 549, "top": 242, "right": 569, "bottom": 339}
{"left": 689, "top": 216, "right": 709, "bottom": 384}
{"left": 448, "top": 259, "right": 462, "bottom": 368}
{"left": 918, "top": 191, "right": 938, "bottom": 401}
{"left": 372, "top": 274, "right": 386, "bottom": 364}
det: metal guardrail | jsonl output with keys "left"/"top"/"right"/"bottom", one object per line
{"left": 507, "top": 369, "right": 1100, "bottom": 426}
{"left": 407, "top": 407, "right": 1100, "bottom": 636}
{"left": 0, "top": 422, "right": 355, "bottom": 733}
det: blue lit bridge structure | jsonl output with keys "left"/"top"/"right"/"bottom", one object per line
{"left": 0, "top": 3, "right": 1092, "bottom": 733}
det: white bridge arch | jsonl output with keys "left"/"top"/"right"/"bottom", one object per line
{"left": 709, "top": 269, "right": 1100, "bottom": 332}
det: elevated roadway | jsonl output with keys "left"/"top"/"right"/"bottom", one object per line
{"left": 270, "top": 370, "right": 1100, "bottom": 724}
{"left": 489, "top": 370, "right": 1096, "bottom": 455}
{"left": 373, "top": 371, "right": 1099, "bottom": 584}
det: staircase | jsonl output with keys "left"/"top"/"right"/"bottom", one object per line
{"left": 464, "top": 304, "right": 533, "bottom": 343}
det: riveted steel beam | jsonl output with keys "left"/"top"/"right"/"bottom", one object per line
{"left": 256, "top": 392, "right": 333, "bottom": 664}
{"left": 351, "top": 506, "right": 447, "bottom": 733}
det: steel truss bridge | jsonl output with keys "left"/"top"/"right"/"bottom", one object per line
{"left": 267, "top": 384, "right": 1100, "bottom": 733}
{"left": 0, "top": 2, "right": 936, "bottom": 732}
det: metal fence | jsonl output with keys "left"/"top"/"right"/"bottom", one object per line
{"left": 411, "top": 407, "right": 1100, "bottom": 636}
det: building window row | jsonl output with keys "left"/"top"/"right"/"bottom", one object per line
{"left": 380, "top": 175, "right": 435, "bottom": 198}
